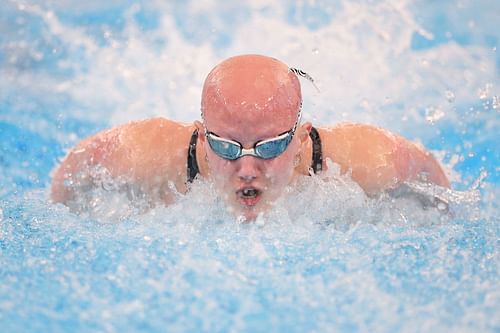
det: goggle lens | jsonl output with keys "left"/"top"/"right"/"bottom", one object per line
{"left": 255, "top": 134, "right": 293, "bottom": 159}
{"left": 207, "top": 136, "right": 241, "bottom": 160}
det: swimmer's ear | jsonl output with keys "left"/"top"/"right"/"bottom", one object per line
{"left": 194, "top": 120, "right": 206, "bottom": 143}
{"left": 298, "top": 122, "right": 312, "bottom": 143}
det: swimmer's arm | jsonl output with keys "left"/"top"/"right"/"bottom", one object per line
{"left": 318, "top": 124, "right": 449, "bottom": 194}
{"left": 50, "top": 118, "right": 192, "bottom": 205}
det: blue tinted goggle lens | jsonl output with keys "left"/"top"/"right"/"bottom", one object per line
{"left": 254, "top": 134, "right": 293, "bottom": 159}
{"left": 206, "top": 132, "right": 293, "bottom": 160}
{"left": 207, "top": 136, "right": 241, "bottom": 160}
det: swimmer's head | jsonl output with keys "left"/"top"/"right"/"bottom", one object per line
{"left": 196, "top": 54, "right": 312, "bottom": 221}
{"left": 201, "top": 54, "right": 302, "bottom": 122}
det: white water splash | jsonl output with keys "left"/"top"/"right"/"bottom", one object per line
{"left": 62, "top": 159, "right": 481, "bottom": 229}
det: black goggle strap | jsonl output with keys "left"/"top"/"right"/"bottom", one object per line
{"left": 289, "top": 67, "right": 320, "bottom": 93}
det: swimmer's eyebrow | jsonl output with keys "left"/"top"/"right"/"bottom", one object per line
{"left": 289, "top": 67, "right": 320, "bottom": 93}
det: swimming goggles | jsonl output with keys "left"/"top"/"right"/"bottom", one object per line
{"left": 203, "top": 104, "right": 302, "bottom": 160}
{"left": 201, "top": 67, "right": 315, "bottom": 160}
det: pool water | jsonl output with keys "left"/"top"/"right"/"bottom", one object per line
{"left": 1, "top": 1, "right": 499, "bottom": 332}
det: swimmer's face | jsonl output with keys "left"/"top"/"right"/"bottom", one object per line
{"left": 198, "top": 55, "right": 306, "bottom": 221}
{"left": 200, "top": 108, "right": 304, "bottom": 221}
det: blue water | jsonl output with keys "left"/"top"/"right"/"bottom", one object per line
{"left": 1, "top": 1, "right": 499, "bottom": 332}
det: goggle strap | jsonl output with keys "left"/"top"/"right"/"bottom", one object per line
{"left": 289, "top": 67, "right": 320, "bottom": 93}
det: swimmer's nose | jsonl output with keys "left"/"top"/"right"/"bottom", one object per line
{"left": 236, "top": 155, "right": 260, "bottom": 182}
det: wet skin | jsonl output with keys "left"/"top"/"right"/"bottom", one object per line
{"left": 51, "top": 55, "right": 449, "bottom": 220}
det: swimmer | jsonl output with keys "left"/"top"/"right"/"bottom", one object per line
{"left": 51, "top": 54, "right": 450, "bottom": 220}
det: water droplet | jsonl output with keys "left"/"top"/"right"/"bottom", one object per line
{"left": 478, "top": 83, "right": 492, "bottom": 100}
{"left": 437, "top": 202, "right": 448, "bottom": 211}
{"left": 312, "top": 48, "right": 319, "bottom": 54}
{"left": 425, "top": 106, "right": 445, "bottom": 124}
{"left": 492, "top": 96, "right": 499, "bottom": 109}
{"left": 444, "top": 90, "right": 455, "bottom": 103}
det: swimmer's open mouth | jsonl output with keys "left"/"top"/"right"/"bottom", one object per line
{"left": 237, "top": 187, "right": 261, "bottom": 198}
{"left": 236, "top": 187, "right": 262, "bottom": 206}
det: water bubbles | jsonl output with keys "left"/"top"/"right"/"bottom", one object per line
{"left": 437, "top": 201, "right": 448, "bottom": 211}
{"left": 477, "top": 83, "right": 492, "bottom": 100}
{"left": 444, "top": 89, "right": 455, "bottom": 103}
{"left": 425, "top": 106, "right": 445, "bottom": 124}
{"left": 492, "top": 96, "right": 499, "bottom": 110}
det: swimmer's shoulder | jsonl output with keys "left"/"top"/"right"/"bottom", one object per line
{"left": 112, "top": 117, "right": 196, "bottom": 186}
{"left": 315, "top": 123, "right": 404, "bottom": 193}
{"left": 316, "top": 122, "right": 396, "bottom": 163}
{"left": 52, "top": 117, "right": 196, "bottom": 203}
{"left": 119, "top": 117, "right": 195, "bottom": 151}
{"left": 314, "top": 123, "right": 449, "bottom": 192}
